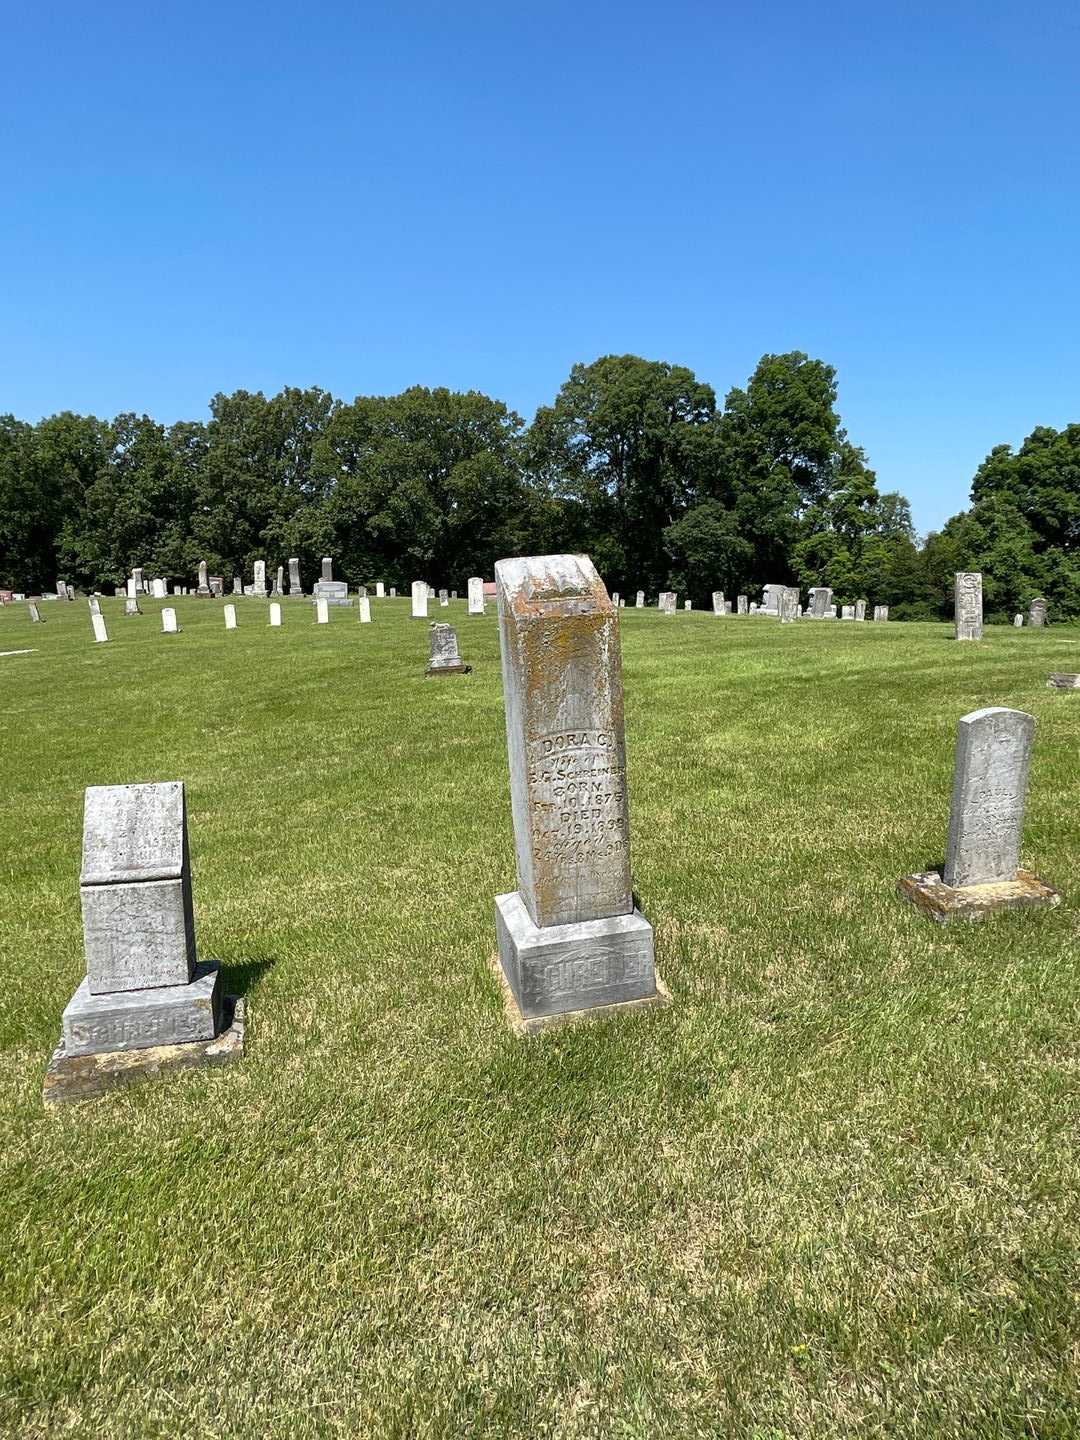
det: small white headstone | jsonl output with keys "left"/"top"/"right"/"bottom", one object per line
{"left": 269, "top": 603, "right": 282, "bottom": 627}
{"left": 316, "top": 598, "right": 329, "bottom": 624}
{"left": 152, "top": 578, "right": 167, "bottom": 599}
{"left": 224, "top": 604, "right": 237, "bottom": 630}
{"left": 376, "top": 582, "right": 385, "bottom": 598}
{"left": 411, "top": 581, "right": 428, "bottom": 618}
{"left": 358, "top": 596, "right": 371, "bottom": 623}
{"left": 92, "top": 614, "right": 109, "bottom": 644}
{"left": 162, "top": 607, "right": 180, "bottom": 634}
{"left": 468, "top": 577, "right": 485, "bottom": 614}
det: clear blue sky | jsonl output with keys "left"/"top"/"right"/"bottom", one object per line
{"left": 3, "top": 0, "right": 1078, "bottom": 534}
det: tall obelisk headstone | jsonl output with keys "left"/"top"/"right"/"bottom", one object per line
{"left": 44, "top": 781, "right": 244, "bottom": 1104}
{"left": 288, "top": 557, "right": 303, "bottom": 597}
{"left": 954, "top": 572, "right": 983, "bottom": 641}
{"left": 898, "top": 707, "right": 1059, "bottom": 921}
{"left": 492, "top": 554, "right": 662, "bottom": 1031}
{"left": 197, "top": 561, "right": 211, "bottom": 597}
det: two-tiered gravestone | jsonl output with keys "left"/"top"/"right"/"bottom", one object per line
{"left": 898, "top": 707, "right": 1059, "bottom": 921}
{"left": 492, "top": 554, "right": 665, "bottom": 1034}
{"left": 954, "top": 572, "right": 983, "bottom": 641}
{"left": 313, "top": 557, "right": 349, "bottom": 606}
{"left": 44, "top": 782, "right": 245, "bottom": 1105}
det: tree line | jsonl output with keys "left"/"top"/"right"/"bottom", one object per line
{"left": 2, "top": 351, "right": 1077, "bottom": 621}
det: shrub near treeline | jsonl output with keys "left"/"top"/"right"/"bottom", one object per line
{"left": 2, "top": 352, "right": 1077, "bottom": 619}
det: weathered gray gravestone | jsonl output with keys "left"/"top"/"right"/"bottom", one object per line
{"left": 232, "top": 576, "right": 242, "bottom": 596}
{"left": 43, "top": 781, "right": 244, "bottom": 1105}
{"left": 1047, "top": 673, "right": 1080, "bottom": 689}
{"left": 197, "top": 561, "right": 211, "bottom": 596}
{"left": 312, "top": 557, "right": 350, "bottom": 606}
{"left": 898, "top": 707, "right": 1059, "bottom": 921}
{"left": 289, "top": 557, "right": 303, "bottom": 596}
{"left": 389, "top": 587, "right": 397, "bottom": 598}
{"left": 683, "top": 599, "right": 691, "bottom": 611}
{"left": 737, "top": 595, "right": 748, "bottom": 615}
{"left": 451, "top": 590, "right": 457, "bottom": 600}
{"left": 88, "top": 596, "right": 101, "bottom": 616}
{"left": 780, "top": 588, "right": 799, "bottom": 623}
{"left": 439, "top": 588, "right": 449, "bottom": 607}
{"left": 954, "top": 572, "right": 983, "bottom": 641}
{"left": 873, "top": 605, "right": 889, "bottom": 621}
{"left": 468, "top": 577, "right": 485, "bottom": 614}
{"left": 611, "top": 591, "right": 619, "bottom": 609}
{"left": 425, "top": 622, "right": 470, "bottom": 676}
{"left": 209, "top": 576, "right": 224, "bottom": 597}
{"left": 124, "top": 597, "right": 141, "bottom": 617}
{"left": 492, "top": 554, "right": 664, "bottom": 1032}
{"left": 659, "top": 592, "right": 677, "bottom": 614}
{"left": 841, "top": 604, "right": 855, "bottom": 620}
{"left": 272, "top": 566, "right": 284, "bottom": 597}
{"left": 808, "top": 587, "right": 833, "bottom": 618}
{"left": 712, "top": 591, "right": 725, "bottom": 616}
{"left": 321, "top": 556, "right": 333, "bottom": 583}
{"left": 1029, "top": 597, "right": 1048, "bottom": 627}
{"left": 759, "top": 583, "right": 785, "bottom": 615}
{"left": 855, "top": 599, "right": 867, "bottom": 621}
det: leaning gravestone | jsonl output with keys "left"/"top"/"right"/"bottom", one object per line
{"left": 289, "top": 557, "right": 303, "bottom": 597}
{"left": 425, "top": 622, "right": 469, "bottom": 676}
{"left": 1029, "top": 597, "right": 1048, "bottom": 627}
{"left": 224, "top": 604, "right": 237, "bottom": 630}
{"left": 91, "top": 615, "right": 109, "bottom": 644}
{"left": 43, "top": 781, "right": 243, "bottom": 1105}
{"left": 28, "top": 601, "right": 43, "bottom": 623}
{"left": 161, "top": 608, "right": 180, "bottom": 634}
{"left": 358, "top": 596, "right": 371, "bottom": 624}
{"left": 954, "top": 572, "right": 983, "bottom": 641}
{"left": 898, "top": 707, "right": 1059, "bottom": 921}
{"left": 712, "top": 591, "right": 725, "bottom": 616}
{"left": 492, "top": 554, "right": 664, "bottom": 1032}
{"left": 1047, "top": 673, "right": 1080, "bottom": 689}
{"left": 411, "top": 581, "right": 428, "bottom": 619}
{"left": 468, "top": 577, "right": 485, "bottom": 615}
{"left": 88, "top": 597, "right": 101, "bottom": 616}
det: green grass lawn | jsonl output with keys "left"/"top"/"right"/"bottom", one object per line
{"left": 2, "top": 596, "right": 1079, "bottom": 1439}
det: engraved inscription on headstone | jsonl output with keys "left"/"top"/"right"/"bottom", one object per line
{"left": 252, "top": 560, "right": 267, "bottom": 598}
{"left": 493, "top": 554, "right": 659, "bottom": 1026}
{"left": 954, "top": 572, "right": 983, "bottom": 641}
{"left": 425, "top": 622, "right": 469, "bottom": 675}
{"left": 321, "top": 556, "right": 333, "bottom": 583}
{"left": 944, "top": 708, "right": 1034, "bottom": 887}
{"left": 808, "top": 587, "right": 833, "bottom": 618}
{"left": 780, "top": 588, "right": 799, "bottom": 623}
{"left": 1029, "top": 597, "right": 1047, "bottom": 627}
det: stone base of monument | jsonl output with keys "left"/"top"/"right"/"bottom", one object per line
{"left": 425, "top": 662, "right": 472, "bottom": 678}
{"left": 493, "top": 892, "right": 667, "bottom": 1033}
{"left": 897, "top": 869, "right": 1060, "bottom": 923}
{"left": 61, "top": 960, "right": 222, "bottom": 1056}
{"left": 1047, "top": 673, "right": 1080, "bottom": 690}
{"left": 44, "top": 992, "right": 244, "bottom": 1107}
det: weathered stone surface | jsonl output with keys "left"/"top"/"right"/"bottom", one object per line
{"left": 88, "top": 596, "right": 101, "bottom": 616}
{"left": 197, "top": 560, "right": 210, "bottom": 595}
{"left": 315, "top": 598, "right": 329, "bottom": 624}
{"left": 62, "top": 961, "right": 221, "bottom": 1056}
{"left": 855, "top": 599, "right": 866, "bottom": 621}
{"left": 439, "top": 588, "right": 449, "bottom": 607}
{"left": 232, "top": 576, "right": 242, "bottom": 595}
{"left": 127, "top": 577, "right": 138, "bottom": 599}
{"left": 250, "top": 561, "right": 267, "bottom": 598}
{"left": 92, "top": 614, "right": 109, "bottom": 643}
{"left": 611, "top": 591, "right": 620, "bottom": 608}
{"left": 636, "top": 591, "right": 644, "bottom": 608}
{"left": 224, "top": 604, "right": 237, "bottom": 630}
{"left": 43, "top": 996, "right": 244, "bottom": 1107}
{"left": 358, "top": 596, "right": 371, "bottom": 623}
{"left": 898, "top": 869, "right": 1059, "bottom": 922}
{"left": 1014, "top": 613, "right": 1023, "bottom": 627}
{"left": 759, "top": 583, "right": 785, "bottom": 615}
{"left": 495, "top": 554, "right": 636, "bottom": 933}
{"left": 780, "top": 588, "right": 799, "bottom": 623}
{"left": 321, "top": 556, "right": 333, "bottom": 582}
{"left": 288, "top": 557, "right": 302, "bottom": 595}
{"left": 426, "top": 622, "right": 468, "bottom": 675}
{"left": 712, "top": 591, "right": 725, "bottom": 615}
{"left": 269, "top": 602, "right": 282, "bottom": 627}
{"left": 133, "top": 568, "right": 144, "bottom": 593}
{"left": 411, "top": 581, "right": 428, "bottom": 618}
{"left": 737, "top": 595, "right": 748, "bottom": 615}
{"left": 658, "top": 592, "right": 677, "bottom": 614}
{"left": 808, "top": 586, "right": 833, "bottom": 618}
{"left": 494, "top": 891, "right": 658, "bottom": 1022}
{"left": 1029, "top": 596, "right": 1048, "bottom": 627}
{"left": 79, "top": 878, "right": 195, "bottom": 991}
{"left": 954, "top": 572, "right": 983, "bottom": 641}
{"left": 28, "top": 601, "right": 42, "bottom": 622}
{"left": 840, "top": 604, "right": 854, "bottom": 620}
{"left": 724, "top": 601, "right": 732, "bottom": 613}
{"left": 161, "top": 607, "right": 180, "bottom": 633}
{"left": 1047, "top": 673, "right": 1080, "bottom": 689}
{"left": 272, "top": 565, "right": 284, "bottom": 596}
{"left": 488, "top": 948, "right": 669, "bottom": 1036}
{"left": 873, "top": 605, "right": 889, "bottom": 621}
{"left": 944, "top": 707, "right": 1034, "bottom": 887}
{"left": 82, "top": 780, "right": 186, "bottom": 886}
{"left": 468, "top": 576, "right": 485, "bottom": 614}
